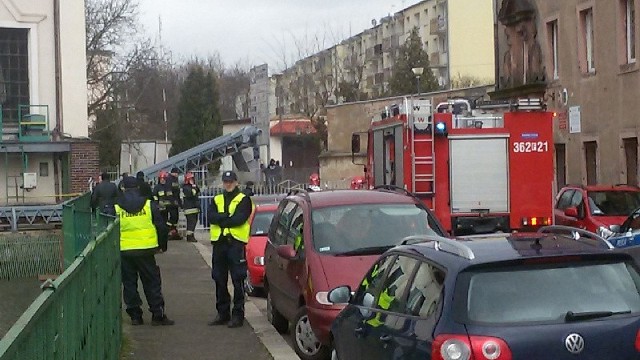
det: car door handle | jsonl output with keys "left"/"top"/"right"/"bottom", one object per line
{"left": 379, "top": 334, "right": 392, "bottom": 342}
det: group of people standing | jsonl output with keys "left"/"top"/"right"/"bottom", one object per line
{"left": 91, "top": 168, "right": 254, "bottom": 329}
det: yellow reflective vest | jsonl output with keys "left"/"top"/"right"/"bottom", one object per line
{"left": 115, "top": 200, "right": 158, "bottom": 251}
{"left": 210, "top": 192, "right": 250, "bottom": 243}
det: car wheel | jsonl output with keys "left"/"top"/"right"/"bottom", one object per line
{"left": 292, "top": 306, "right": 331, "bottom": 360}
{"left": 244, "top": 271, "right": 260, "bottom": 297}
{"left": 266, "top": 291, "right": 288, "bottom": 333}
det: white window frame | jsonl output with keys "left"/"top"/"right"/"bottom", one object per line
{"left": 627, "top": 0, "right": 636, "bottom": 63}
{"left": 585, "top": 9, "right": 596, "bottom": 73}
{"left": 551, "top": 20, "right": 559, "bottom": 79}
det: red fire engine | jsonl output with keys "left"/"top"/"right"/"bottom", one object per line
{"left": 352, "top": 97, "right": 555, "bottom": 235}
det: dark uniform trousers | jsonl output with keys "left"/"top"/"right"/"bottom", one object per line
{"left": 167, "top": 206, "right": 179, "bottom": 230}
{"left": 121, "top": 253, "right": 165, "bottom": 319}
{"left": 186, "top": 213, "right": 198, "bottom": 236}
{"left": 211, "top": 236, "right": 248, "bottom": 318}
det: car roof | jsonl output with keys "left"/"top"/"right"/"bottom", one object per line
{"left": 292, "top": 189, "right": 419, "bottom": 208}
{"left": 562, "top": 184, "right": 640, "bottom": 192}
{"left": 401, "top": 232, "right": 618, "bottom": 267}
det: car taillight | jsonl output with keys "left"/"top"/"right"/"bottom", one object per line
{"left": 433, "top": 335, "right": 512, "bottom": 360}
{"left": 635, "top": 329, "right": 640, "bottom": 352}
{"left": 521, "top": 217, "right": 552, "bottom": 227}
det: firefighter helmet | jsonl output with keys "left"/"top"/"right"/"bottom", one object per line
{"left": 185, "top": 172, "right": 194, "bottom": 183}
{"left": 350, "top": 176, "right": 366, "bottom": 190}
{"left": 159, "top": 170, "right": 169, "bottom": 180}
{"left": 309, "top": 173, "right": 320, "bottom": 186}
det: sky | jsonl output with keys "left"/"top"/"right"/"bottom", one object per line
{"left": 138, "top": 0, "right": 421, "bottom": 71}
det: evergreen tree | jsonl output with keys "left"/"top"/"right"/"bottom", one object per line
{"left": 388, "top": 27, "right": 439, "bottom": 96}
{"left": 170, "top": 65, "right": 222, "bottom": 156}
{"left": 90, "top": 107, "right": 122, "bottom": 167}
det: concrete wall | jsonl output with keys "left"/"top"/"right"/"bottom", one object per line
{"left": 448, "top": 0, "right": 495, "bottom": 83}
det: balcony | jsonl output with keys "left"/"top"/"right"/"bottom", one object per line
{"left": 430, "top": 17, "right": 447, "bottom": 35}
{"left": 0, "top": 105, "right": 51, "bottom": 143}
{"left": 429, "top": 52, "right": 448, "bottom": 68}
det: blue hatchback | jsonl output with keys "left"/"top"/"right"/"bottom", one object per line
{"left": 328, "top": 226, "right": 640, "bottom": 360}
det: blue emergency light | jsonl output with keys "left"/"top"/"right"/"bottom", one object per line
{"left": 435, "top": 121, "right": 448, "bottom": 136}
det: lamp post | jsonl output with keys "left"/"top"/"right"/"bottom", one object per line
{"left": 411, "top": 67, "right": 424, "bottom": 95}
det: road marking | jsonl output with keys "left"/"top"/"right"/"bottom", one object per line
{"left": 194, "top": 240, "right": 299, "bottom": 360}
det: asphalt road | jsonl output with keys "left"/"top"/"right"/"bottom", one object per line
{"left": 0, "top": 278, "right": 42, "bottom": 339}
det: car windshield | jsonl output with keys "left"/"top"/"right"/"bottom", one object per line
{"left": 250, "top": 211, "right": 275, "bottom": 236}
{"left": 588, "top": 191, "right": 640, "bottom": 216}
{"left": 458, "top": 260, "right": 640, "bottom": 324}
{"left": 311, "top": 203, "right": 439, "bottom": 255}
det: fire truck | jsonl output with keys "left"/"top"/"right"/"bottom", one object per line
{"left": 351, "top": 97, "right": 555, "bottom": 235}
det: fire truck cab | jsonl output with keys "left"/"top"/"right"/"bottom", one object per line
{"left": 352, "top": 97, "right": 554, "bottom": 236}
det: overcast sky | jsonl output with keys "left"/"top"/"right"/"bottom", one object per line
{"left": 138, "top": 0, "right": 420, "bottom": 71}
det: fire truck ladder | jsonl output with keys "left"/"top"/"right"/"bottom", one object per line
{"left": 140, "top": 125, "right": 261, "bottom": 179}
{"left": 410, "top": 105, "right": 436, "bottom": 209}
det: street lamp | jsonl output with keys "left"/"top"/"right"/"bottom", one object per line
{"left": 411, "top": 67, "right": 424, "bottom": 95}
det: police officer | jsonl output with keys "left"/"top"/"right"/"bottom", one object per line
{"left": 167, "top": 168, "right": 182, "bottom": 240}
{"left": 182, "top": 171, "right": 200, "bottom": 243}
{"left": 115, "top": 176, "right": 174, "bottom": 326}
{"left": 207, "top": 170, "right": 252, "bottom": 328}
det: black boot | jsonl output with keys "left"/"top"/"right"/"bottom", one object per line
{"left": 131, "top": 317, "right": 144, "bottom": 326}
{"left": 208, "top": 314, "right": 230, "bottom": 326}
{"left": 186, "top": 234, "right": 197, "bottom": 242}
{"left": 151, "top": 314, "right": 175, "bottom": 326}
{"left": 228, "top": 316, "right": 244, "bottom": 328}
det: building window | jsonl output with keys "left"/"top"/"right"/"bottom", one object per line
{"left": 555, "top": 143, "right": 566, "bottom": 189}
{"left": 0, "top": 28, "right": 30, "bottom": 123}
{"left": 580, "top": 8, "right": 596, "bottom": 73}
{"left": 39, "top": 162, "right": 48, "bottom": 177}
{"left": 547, "top": 20, "right": 559, "bottom": 79}
{"left": 625, "top": 0, "right": 636, "bottom": 63}
{"left": 623, "top": 137, "right": 638, "bottom": 185}
{"left": 584, "top": 141, "right": 598, "bottom": 185}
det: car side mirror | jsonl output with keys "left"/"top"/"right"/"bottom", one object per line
{"left": 610, "top": 224, "right": 621, "bottom": 233}
{"left": 328, "top": 285, "right": 352, "bottom": 304}
{"left": 564, "top": 207, "right": 579, "bottom": 218}
{"left": 276, "top": 244, "right": 296, "bottom": 260}
{"left": 351, "top": 134, "right": 361, "bottom": 154}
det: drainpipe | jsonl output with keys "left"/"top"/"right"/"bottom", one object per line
{"left": 493, "top": 0, "right": 500, "bottom": 91}
{"left": 53, "top": 0, "right": 63, "bottom": 140}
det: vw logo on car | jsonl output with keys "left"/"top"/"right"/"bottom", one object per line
{"left": 565, "top": 333, "right": 585, "bottom": 354}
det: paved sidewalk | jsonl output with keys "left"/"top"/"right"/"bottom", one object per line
{"left": 121, "top": 236, "right": 293, "bottom": 360}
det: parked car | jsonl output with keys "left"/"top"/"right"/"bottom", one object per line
{"left": 245, "top": 203, "right": 278, "bottom": 296}
{"left": 329, "top": 226, "right": 640, "bottom": 360}
{"left": 264, "top": 188, "right": 446, "bottom": 360}
{"left": 554, "top": 184, "right": 640, "bottom": 236}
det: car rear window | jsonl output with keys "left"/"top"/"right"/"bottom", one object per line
{"left": 251, "top": 211, "right": 275, "bottom": 236}
{"left": 456, "top": 260, "right": 640, "bottom": 324}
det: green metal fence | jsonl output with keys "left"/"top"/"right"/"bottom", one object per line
{"left": 0, "top": 194, "right": 122, "bottom": 360}
{"left": 0, "top": 233, "right": 62, "bottom": 280}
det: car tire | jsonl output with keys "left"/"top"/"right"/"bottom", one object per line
{"left": 292, "top": 306, "right": 331, "bottom": 360}
{"left": 244, "top": 271, "right": 261, "bottom": 297}
{"left": 266, "top": 291, "right": 288, "bottom": 333}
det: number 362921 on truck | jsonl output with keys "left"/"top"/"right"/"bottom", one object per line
{"left": 351, "top": 97, "right": 555, "bottom": 236}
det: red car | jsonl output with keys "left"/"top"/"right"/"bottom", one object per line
{"left": 554, "top": 184, "right": 640, "bottom": 237}
{"left": 264, "top": 188, "right": 446, "bottom": 360}
{"left": 245, "top": 203, "right": 277, "bottom": 296}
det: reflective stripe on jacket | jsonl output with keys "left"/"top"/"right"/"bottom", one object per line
{"left": 115, "top": 200, "right": 158, "bottom": 251}
{"left": 209, "top": 192, "right": 250, "bottom": 243}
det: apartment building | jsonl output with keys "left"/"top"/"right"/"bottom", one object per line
{"left": 0, "top": 0, "right": 94, "bottom": 205}
{"left": 494, "top": 0, "right": 639, "bottom": 187}
{"left": 271, "top": 0, "right": 494, "bottom": 116}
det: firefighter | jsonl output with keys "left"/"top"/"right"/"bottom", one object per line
{"left": 308, "top": 173, "right": 321, "bottom": 192}
{"left": 152, "top": 171, "right": 172, "bottom": 236}
{"left": 350, "top": 176, "right": 366, "bottom": 190}
{"left": 207, "top": 170, "right": 252, "bottom": 328}
{"left": 167, "top": 167, "right": 182, "bottom": 240}
{"left": 116, "top": 176, "right": 174, "bottom": 326}
{"left": 182, "top": 171, "right": 200, "bottom": 243}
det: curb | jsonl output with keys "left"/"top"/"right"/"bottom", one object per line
{"left": 194, "top": 241, "right": 299, "bottom": 360}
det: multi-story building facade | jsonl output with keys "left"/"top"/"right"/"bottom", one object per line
{"left": 494, "top": 0, "right": 639, "bottom": 187}
{"left": 0, "top": 0, "right": 94, "bottom": 205}
{"left": 271, "top": 0, "right": 494, "bottom": 114}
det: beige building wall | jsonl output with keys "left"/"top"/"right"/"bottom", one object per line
{"left": 0, "top": 153, "right": 58, "bottom": 205}
{"left": 532, "top": 0, "right": 640, "bottom": 186}
{"left": 448, "top": 0, "right": 495, "bottom": 85}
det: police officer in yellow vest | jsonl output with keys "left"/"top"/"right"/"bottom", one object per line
{"left": 207, "top": 171, "right": 252, "bottom": 328}
{"left": 116, "top": 176, "right": 174, "bottom": 326}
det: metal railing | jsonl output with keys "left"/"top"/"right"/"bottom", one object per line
{"left": 0, "top": 194, "right": 121, "bottom": 360}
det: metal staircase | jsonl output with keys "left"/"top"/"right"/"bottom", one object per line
{"left": 140, "top": 125, "right": 261, "bottom": 179}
